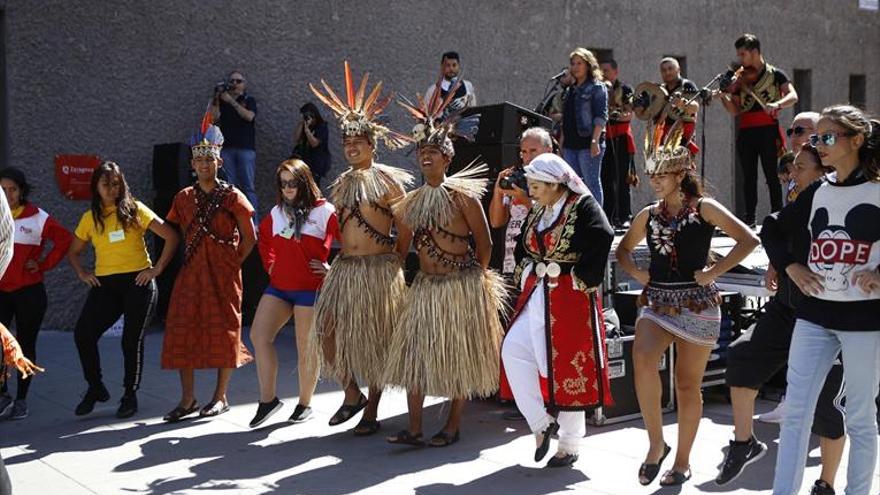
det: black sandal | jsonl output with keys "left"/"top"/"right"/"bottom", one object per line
{"left": 352, "top": 418, "right": 381, "bottom": 436}
{"left": 163, "top": 400, "right": 199, "bottom": 423}
{"left": 534, "top": 422, "right": 559, "bottom": 461}
{"left": 386, "top": 429, "right": 425, "bottom": 446}
{"left": 659, "top": 468, "right": 692, "bottom": 486}
{"left": 638, "top": 443, "right": 671, "bottom": 485}
{"left": 429, "top": 430, "right": 460, "bottom": 447}
{"left": 328, "top": 393, "right": 368, "bottom": 426}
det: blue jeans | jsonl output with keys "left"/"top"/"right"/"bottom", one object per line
{"left": 563, "top": 144, "right": 606, "bottom": 206}
{"left": 220, "top": 147, "right": 257, "bottom": 212}
{"left": 773, "top": 319, "right": 880, "bottom": 495}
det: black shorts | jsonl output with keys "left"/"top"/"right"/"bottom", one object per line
{"left": 725, "top": 298, "right": 845, "bottom": 439}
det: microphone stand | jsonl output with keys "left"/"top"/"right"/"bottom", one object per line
{"left": 535, "top": 79, "right": 562, "bottom": 115}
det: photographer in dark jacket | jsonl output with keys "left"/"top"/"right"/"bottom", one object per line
{"left": 210, "top": 70, "right": 258, "bottom": 211}
{"left": 291, "top": 103, "right": 331, "bottom": 187}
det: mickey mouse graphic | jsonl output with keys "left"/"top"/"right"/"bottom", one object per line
{"left": 809, "top": 203, "right": 880, "bottom": 293}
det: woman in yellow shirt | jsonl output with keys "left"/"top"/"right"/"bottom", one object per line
{"left": 68, "top": 162, "right": 178, "bottom": 419}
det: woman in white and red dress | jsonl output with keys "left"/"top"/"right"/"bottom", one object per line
{"left": 501, "top": 153, "right": 614, "bottom": 468}
{"left": 249, "top": 159, "right": 339, "bottom": 428}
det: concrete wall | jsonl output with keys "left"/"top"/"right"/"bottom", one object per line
{"left": 3, "top": 0, "right": 879, "bottom": 329}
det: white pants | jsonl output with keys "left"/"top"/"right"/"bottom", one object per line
{"left": 501, "top": 280, "right": 585, "bottom": 454}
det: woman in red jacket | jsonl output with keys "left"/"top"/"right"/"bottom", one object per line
{"left": 249, "top": 159, "right": 339, "bottom": 428}
{"left": 0, "top": 167, "right": 72, "bottom": 420}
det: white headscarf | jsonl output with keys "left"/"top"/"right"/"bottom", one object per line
{"left": 523, "top": 153, "right": 590, "bottom": 196}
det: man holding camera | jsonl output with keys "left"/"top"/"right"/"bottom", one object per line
{"left": 489, "top": 127, "right": 550, "bottom": 279}
{"left": 210, "top": 70, "right": 258, "bottom": 212}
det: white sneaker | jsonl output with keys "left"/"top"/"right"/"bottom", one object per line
{"left": 757, "top": 399, "right": 785, "bottom": 424}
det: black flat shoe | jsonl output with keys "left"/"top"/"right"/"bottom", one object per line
{"left": 534, "top": 422, "right": 559, "bottom": 462}
{"left": 200, "top": 400, "right": 230, "bottom": 417}
{"left": 75, "top": 384, "right": 110, "bottom": 416}
{"left": 328, "top": 393, "right": 367, "bottom": 426}
{"left": 638, "top": 443, "right": 671, "bottom": 485}
{"left": 387, "top": 429, "right": 425, "bottom": 446}
{"left": 115, "top": 392, "right": 138, "bottom": 419}
{"left": 659, "top": 468, "right": 692, "bottom": 486}
{"left": 163, "top": 401, "right": 200, "bottom": 423}
{"left": 546, "top": 453, "right": 579, "bottom": 468}
{"left": 287, "top": 404, "right": 312, "bottom": 423}
{"left": 428, "top": 430, "right": 460, "bottom": 447}
{"left": 249, "top": 397, "right": 282, "bottom": 428}
{"left": 352, "top": 418, "right": 381, "bottom": 436}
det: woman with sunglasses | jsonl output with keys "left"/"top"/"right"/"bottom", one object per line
{"left": 766, "top": 105, "right": 880, "bottom": 495}
{"left": 248, "top": 159, "right": 339, "bottom": 428}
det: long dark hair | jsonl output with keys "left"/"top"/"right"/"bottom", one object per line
{"left": 0, "top": 167, "right": 32, "bottom": 204}
{"left": 819, "top": 105, "right": 880, "bottom": 182}
{"left": 275, "top": 159, "right": 322, "bottom": 209}
{"left": 90, "top": 161, "right": 141, "bottom": 234}
{"left": 300, "top": 102, "right": 325, "bottom": 128}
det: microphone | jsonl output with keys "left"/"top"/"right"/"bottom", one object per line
{"left": 550, "top": 69, "right": 568, "bottom": 81}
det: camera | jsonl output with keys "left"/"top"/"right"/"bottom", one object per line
{"left": 500, "top": 169, "right": 528, "bottom": 191}
{"left": 214, "top": 80, "right": 234, "bottom": 94}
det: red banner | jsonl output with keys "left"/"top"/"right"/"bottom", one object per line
{"left": 54, "top": 155, "right": 100, "bottom": 200}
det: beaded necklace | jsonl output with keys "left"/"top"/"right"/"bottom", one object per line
{"left": 648, "top": 194, "right": 699, "bottom": 273}
{"left": 184, "top": 182, "right": 236, "bottom": 262}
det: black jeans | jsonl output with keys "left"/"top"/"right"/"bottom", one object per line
{"left": 737, "top": 125, "right": 783, "bottom": 223}
{"left": 0, "top": 283, "right": 48, "bottom": 400}
{"left": 601, "top": 134, "right": 633, "bottom": 225}
{"left": 74, "top": 272, "right": 157, "bottom": 392}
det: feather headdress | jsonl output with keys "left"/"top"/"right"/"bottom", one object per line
{"left": 643, "top": 120, "right": 694, "bottom": 175}
{"left": 397, "top": 73, "right": 480, "bottom": 157}
{"left": 190, "top": 109, "right": 224, "bottom": 159}
{"left": 309, "top": 61, "right": 409, "bottom": 150}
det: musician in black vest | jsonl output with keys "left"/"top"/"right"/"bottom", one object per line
{"left": 718, "top": 34, "right": 799, "bottom": 227}
{"left": 600, "top": 59, "right": 635, "bottom": 228}
{"left": 424, "top": 51, "right": 476, "bottom": 115}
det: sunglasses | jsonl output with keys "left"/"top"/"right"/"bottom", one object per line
{"left": 786, "top": 126, "right": 811, "bottom": 137}
{"left": 809, "top": 131, "right": 856, "bottom": 147}
{"left": 279, "top": 180, "right": 298, "bottom": 189}
{"left": 229, "top": 78, "right": 244, "bottom": 84}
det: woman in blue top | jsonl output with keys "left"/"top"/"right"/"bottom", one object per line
{"left": 561, "top": 48, "right": 608, "bottom": 206}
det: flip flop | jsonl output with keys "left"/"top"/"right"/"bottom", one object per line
{"left": 352, "top": 418, "right": 381, "bottom": 436}
{"left": 328, "top": 393, "right": 368, "bottom": 426}
{"left": 163, "top": 401, "right": 200, "bottom": 423}
{"left": 638, "top": 443, "right": 671, "bottom": 485}
{"left": 659, "top": 468, "right": 692, "bottom": 486}
{"left": 428, "top": 430, "right": 460, "bottom": 447}
{"left": 386, "top": 429, "right": 425, "bottom": 446}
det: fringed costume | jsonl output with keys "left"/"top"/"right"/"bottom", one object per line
{"left": 384, "top": 165, "right": 508, "bottom": 399}
{"left": 308, "top": 62, "right": 413, "bottom": 386}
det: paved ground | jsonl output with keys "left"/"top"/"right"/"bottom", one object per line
{"left": 1, "top": 329, "right": 877, "bottom": 495}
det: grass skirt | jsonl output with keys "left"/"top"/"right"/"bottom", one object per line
{"left": 312, "top": 253, "right": 406, "bottom": 385}
{"left": 384, "top": 267, "right": 508, "bottom": 399}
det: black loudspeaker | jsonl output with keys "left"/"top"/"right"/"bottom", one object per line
{"left": 461, "top": 102, "right": 553, "bottom": 144}
{"left": 450, "top": 143, "right": 521, "bottom": 180}
{"left": 152, "top": 142, "right": 193, "bottom": 192}
{"left": 151, "top": 190, "right": 183, "bottom": 322}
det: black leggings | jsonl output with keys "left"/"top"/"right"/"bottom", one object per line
{"left": 737, "top": 125, "right": 783, "bottom": 223}
{"left": 601, "top": 134, "right": 633, "bottom": 224}
{"left": 74, "top": 272, "right": 157, "bottom": 392}
{"left": 0, "top": 283, "right": 48, "bottom": 400}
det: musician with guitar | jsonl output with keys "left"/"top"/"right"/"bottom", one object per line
{"left": 717, "top": 34, "right": 799, "bottom": 227}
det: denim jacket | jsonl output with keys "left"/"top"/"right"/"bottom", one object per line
{"left": 568, "top": 80, "right": 608, "bottom": 138}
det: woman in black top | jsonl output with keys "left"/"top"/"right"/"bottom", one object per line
{"left": 617, "top": 146, "right": 758, "bottom": 486}
{"left": 292, "top": 103, "right": 331, "bottom": 186}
